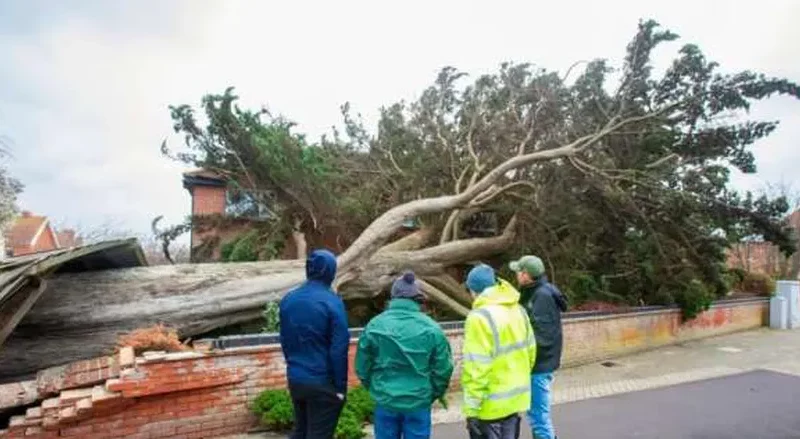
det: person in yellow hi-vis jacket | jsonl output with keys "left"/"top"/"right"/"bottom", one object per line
{"left": 461, "top": 263, "right": 536, "bottom": 439}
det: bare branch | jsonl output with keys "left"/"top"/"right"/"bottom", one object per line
{"left": 455, "top": 166, "right": 471, "bottom": 194}
{"left": 470, "top": 181, "right": 538, "bottom": 207}
{"left": 561, "top": 60, "right": 588, "bottom": 83}
{"left": 386, "top": 148, "right": 405, "bottom": 175}
{"left": 466, "top": 108, "right": 481, "bottom": 166}
{"left": 645, "top": 153, "right": 681, "bottom": 169}
{"left": 418, "top": 279, "right": 470, "bottom": 317}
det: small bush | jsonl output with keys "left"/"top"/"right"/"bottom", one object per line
{"left": 566, "top": 271, "right": 599, "bottom": 305}
{"left": 116, "top": 324, "right": 188, "bottom": 355}
{"left": 335, "top": 407, "right": 366, "bottom": 439}
{"left": 251, "top": 386, "right": 374, "bottom": 438}
{"left": 252, "top": 389, "right": 294, "bottom": 431}
{"left": 346, "top": 386, "right": 375, "bottom": 423}
{"left": 728, "top": 267, "right": 748, "bottom": 286}
{"left": 262, "top": 301, "right": 280, "bottom": 333}
{"left": 228, "top": 231, "right": 259, "bottom": 262}
{"left": 675, "top": 280, "right": 713, "bottom": 321}
{"left": 741, "top": 272, "right": 776, "bottom": 297}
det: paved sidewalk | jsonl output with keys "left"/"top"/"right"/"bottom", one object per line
{"left": 232, "top": 328, "right": 800, "bottom": 438}
{"left": 426, "top": 328, "right": 800, "bottom": 438}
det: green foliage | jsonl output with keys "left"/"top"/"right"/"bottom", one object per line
{"left": 220, "top": 239, "right": 237, "bottom": 262}
{"left": 728, "top": 267, "right": 748, "bottom": 287}
{"left": 262, "top": 301, "right": 280, "bottom": 333}
{"left": 251, "top": 386, "right": 374, "bottom": 438}
{"left": 741, "top": 272, "right": 776, "bottom": 297}
{"left": 221, "top": 228, "right": 285, "bottom": 263}
{"left": 565, "top": 271, "right": 601, "bottom": 305}
{"left": 335, "top": 406, "right": 366, "bottom": 439}
{"left": 674, "top": 280, "right": 714, "bottom": 321}
{"left": 163, "top": 19, "right": 800, "bottom": 316}
{"left": 251, "top": 389, "right": 294, "bottom": 431}
{"left": 345, "top": 386, "right": 375, "bottom": 423}
{"left": 228, "top": 230, "right": 259, "bottom": 262}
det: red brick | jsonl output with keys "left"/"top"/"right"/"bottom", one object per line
{"left": 59, "top": 424, "right": 92, "bottom": 437}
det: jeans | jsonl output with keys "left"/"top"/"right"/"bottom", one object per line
{"left": 527, "top": 373, "right": 555, "bottom": 439}
{"left": 466, "top": 414, "right": 521, "bottom": 439}
{"left": 373, "top": 406, "right": 432, "bottom": 439}
{"left": 289, "top": 382, "right": 344, "bottom": 439}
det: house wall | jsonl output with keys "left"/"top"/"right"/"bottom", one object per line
{"left": 188, "top": 183, "right": 366, "bottom": 262}
{"left": 1, "top": 299, "right": 767, "bottom": 439}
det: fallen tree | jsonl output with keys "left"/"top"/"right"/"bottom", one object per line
{"left": 2, "top": 20, "right": 799, "bottom": 382}
{"left": 0, "top": 220, "right": 513, "bottom": 379}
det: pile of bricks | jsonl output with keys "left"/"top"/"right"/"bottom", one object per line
{"left": 0, "top": 347, "right": 261, "bottom": 439}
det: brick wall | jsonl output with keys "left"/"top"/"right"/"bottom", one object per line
{"left": 0, "top": 299, "right": 767, "bottom": 439}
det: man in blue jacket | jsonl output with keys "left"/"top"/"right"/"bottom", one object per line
{"left": 279, "top": 249, "right": 350, "bottom": 439}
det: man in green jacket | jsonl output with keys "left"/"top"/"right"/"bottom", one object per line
{"left": 355, "top": 271, "right": 454, "bottom": 439}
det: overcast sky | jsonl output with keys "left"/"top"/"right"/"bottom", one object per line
{"left": 0, "top": 0, "right": 798, "bottom": 237}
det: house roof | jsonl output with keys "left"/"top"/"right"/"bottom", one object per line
{"left": 182, "top": 169, "right": 226, "bottom": 190}
{"left": 0, "top": 238, "right": 147, "bottom": 350}
{"left": 56, "top": 230, "right": 81, "bottom": 249}
{"left": 5, "top": 212, "right": 51, "bottom": 248}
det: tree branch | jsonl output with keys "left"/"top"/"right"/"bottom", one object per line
{"left": 470, "top": 181, "right": 538, "bottom": 207}
{"left": 337, "top": 107, "right": 675, "bottom": 273}
{"left": 418, "top": 279, "right": 470, "bottom": 317}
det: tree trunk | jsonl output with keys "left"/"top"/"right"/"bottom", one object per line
{"left": 0, "top": 219, "right": 516, "bottom": 382}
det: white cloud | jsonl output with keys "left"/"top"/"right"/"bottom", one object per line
{"left": 0, "top": 0, "right": 798, "bottom": 237}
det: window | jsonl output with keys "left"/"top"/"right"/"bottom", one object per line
{"left": 225, "top": 189, "right": 274, "bottom": 220}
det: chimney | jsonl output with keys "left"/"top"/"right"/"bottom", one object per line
{"left": 21, "top": 211, "right": 32, "bottom": 218}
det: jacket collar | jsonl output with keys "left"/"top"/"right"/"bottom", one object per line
{"left": 388, "top": 298, "right": 421, "bottom": 312}
{"left": 520, "top": 275, "right": 548, "bottom": 291}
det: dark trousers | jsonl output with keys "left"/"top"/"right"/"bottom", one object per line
{"left": 289, "top": 382, "right": 345, "bottom": 439}
{"left": 467, "top": 414, "right": 521, "bottom": 439}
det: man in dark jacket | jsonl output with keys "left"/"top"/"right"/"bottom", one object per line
{"left": 510, "top": 255, "right": 568, "bottom": 439}
{"left": 279, "top": 249, "right": 350, "bottom": 439}
{"left": 356, "top": 271, "right": 454, "bottom": 439}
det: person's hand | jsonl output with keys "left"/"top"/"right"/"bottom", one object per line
{"left": 436, "top": 396, "right": 449, "bottom": 410}
{"left": 336, "top": 393, "right": 345, "bottom": 401}
{"left": 466, "top": 418, "right": 482, "bottom": 436}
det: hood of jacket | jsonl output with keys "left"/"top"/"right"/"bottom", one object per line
{"left": 472, "top": 279, "right": 521, "bottom": 309}
{"left": 305, "top": 249, "right": 337, "bottom": 286}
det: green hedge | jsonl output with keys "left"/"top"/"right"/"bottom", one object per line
{"left": 251, "top": 387, "right": 373, "bottom": 439}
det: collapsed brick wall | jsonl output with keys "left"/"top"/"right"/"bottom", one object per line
{"left": 0, "top": 299, "right": 767, "bottom": 439}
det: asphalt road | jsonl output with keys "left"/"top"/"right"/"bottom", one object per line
{"left": 431, "top": 370, "right": 800, "bottom": 439}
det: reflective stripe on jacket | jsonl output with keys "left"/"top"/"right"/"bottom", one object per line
{"left": 461, "top": 279, "right": 536, "bottom": 420}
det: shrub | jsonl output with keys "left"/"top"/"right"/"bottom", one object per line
{"left": 252, "top": 389, "right": 294, "bottom": 431}
{"left": 674, "top": 280, "right": 713, "bottom": 321}
{"left": 228, "top": 230, "right": 259, "bottom": 262}
{"left": 262, "top": 301, "right": 280, "bottom": 333}
{"left": 566, "top": 271, "right": 599, "bottom": 305}
{"left": 116, "top": 324, "right": 188, "bottom": 355}
{"left": 728, "top": 267, "right": 748, "bottom": 286}
{"left": 741, "top": 272, "right": 776, "bottom": 297}
{"left": 335, "top": 407, "right": 366, "bottom": 439}
{"left": 346, "top": 386, "right": 375, "bottom": 423}
{"left": 251, "top": 386, "right": 374, "bottom": 438}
